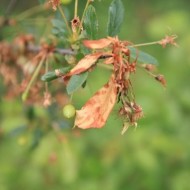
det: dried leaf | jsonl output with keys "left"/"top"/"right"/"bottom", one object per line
{"left": 104, "top": 57, "right": 114, "bottom": 64}
{"left": 158, "top": 35, "right": 178, "bottom": 48}
{"left": 67, "top": 52, "right": 102, "bottom": 76}
{"left": 121, "top": 122, "right": 129, "bottom": 135}
{"left": 83, "top": 38, "right": 112, "bottom": 49}
{"left": 75, "top": 75, "right": 117, "bottom": 129}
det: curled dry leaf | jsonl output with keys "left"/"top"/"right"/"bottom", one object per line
{"left": 83, "top": 38, "right": 112, "bottom": 49}
{"left": 75, "top": 75, "right": 117, "bottom": 129}
{"left": 158, "top": 35, "right": 178, "bottom": 48}
{"left": 104, "top": 57, "right": 114, "bottom": 64}
{"left": 66, "top": 52, "right": 103, "bottom": 76}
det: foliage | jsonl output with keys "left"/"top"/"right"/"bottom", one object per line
{"left": 0, "top": 0, "right": 190, "bottom": 189}
{"left": 107, "top": 0, "right": 124, "bottom": 37}
{"left": 0, "top": 0, "right": 176, "bottom": 131}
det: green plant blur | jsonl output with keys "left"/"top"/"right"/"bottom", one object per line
{"left": 0, "top": 0, "right": 190, "bottom": 189}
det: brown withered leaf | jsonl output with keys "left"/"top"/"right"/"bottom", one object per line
{"left": 104, "top": 57, "right": 114, "bottom": 64}
{"left": 66, "top": 52, "right": 103, "bottom": 76}
{"left": 83, "top": 38, "right": 112, "bottom": 49}
{"left": 75, "top": 75, "right": 117, "bottom": 129}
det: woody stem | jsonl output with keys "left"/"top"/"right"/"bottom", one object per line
{"left": 129, "top": 35, "right": 177, "bottom": 48}
{"left": 22, "top": 55, "right": 46, "bottom": 101}
{"left": 129, "top": 41, "right": 160, "bottom": 48}
{"left": 58, "top": 5, "right": 72, "bottom": 34}
{"left": 74, "top": 0, "right": 78, "bottom": 18}
{"left": 45, "top": 58, "right": 49, "bottom": 93}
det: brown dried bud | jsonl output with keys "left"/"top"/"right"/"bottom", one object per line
{"left": 122, "top": 48, "right": 130, "bottom": 56}
{"left": 49, "top": 152, "right": 57, "bottom": 163}
{"left": 131, "top": 103, "right": 143, "bottom": 122}
{"left": 14, "top": 35, "right": 35, "bottom": 54}
{"left": 8, "top": 19, "right": 16, "bottom": 26}
{"left": 142, "top": 64, "right": 156, "bottom": 71}
{"left": 129, "top": 62, "right": 136, "bottom": 73}
{"left": 43, "top": 92, "right": 52, "bottom": 107}
{"left": 48, "top": 0, "right": 60, "bottom": 11}
{"left": 71, "top": 17, "right": 82, "bottom": 33}
{"left": 158, "top": 35, "right": 178, "bottom": 48}
{"left": 155, "top": 74, "right": 166, "bottom": 87}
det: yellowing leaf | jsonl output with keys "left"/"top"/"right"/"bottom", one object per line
{"left": 83, "top": 38, "right": 112, "bottom": 49}
{"left": 75, "top": 75, "right": 117, "bottom": 129}
{"left": 67, "top": 52, "right": 102, "bottom": 76}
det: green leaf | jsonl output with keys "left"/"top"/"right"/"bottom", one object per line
{"left": 83, "top": 5, "right": 98, "bottom": 39}
{"left": 30, "top": 128, "right": 43, "bottom": 150}
{"left": 8, "top": 126, "right": 27, "bottom": 137}
{"left": 51, "top": 19, "right": 65, "bottom": 29}
{"left": 55, "top": 6, "right": 70, "bottom": 20}
{"left": 129, "top": 47, "right": 159, "bottom": 65}
{"left": 41, "top": 67, "right": 71, "bottom": 82}
{"left": 66, "top": 72, "right": 88, "bottom": 94}
{"left": 51, "top": 19, "right": 67, "bottom": 37}
{"left": 107, "top": 0, "right": 125, "bottom": 37}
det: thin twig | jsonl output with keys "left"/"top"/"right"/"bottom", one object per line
{"left": 58, "top": 5, "right": 72, "bottom": 34}
{"left": 22, "top": 55, "right": 46, "bottom": 101}
{"left": 5, "top": 0, "right": 18, "bottom": 16}
{"left": 27, "top": 45, "right": 75, "bottom": 55}
{"left": 74, "top": 0, "right": 78, "bottom": 18}
{"left": 128, "top": 41, "right": 159, "bottom": 48}
{"left": 45, "top": 58, "right": 49, "bottom": 93}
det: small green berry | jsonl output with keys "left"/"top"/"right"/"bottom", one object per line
{"left": 17, "top": 136, "right": 28, "bottom": 146}
{"left": 60, "top": 0, "right": 72, "bottom": 5}
{"left": 22, "top": 92, "right": 27, "bottom": 102}
{"left": 62, "top": 104, "right": 76, "bottom": 118}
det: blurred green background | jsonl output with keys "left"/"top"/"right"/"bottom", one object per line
{"left": 0, "top": 0, "right": 190, "bottom": 190}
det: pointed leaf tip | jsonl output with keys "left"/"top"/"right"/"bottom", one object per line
{"left": 83, "top": 38, "right": 112, "bottom": 49}
{"left": 83, "top": 5, "right": 98, "bottom": 40}
{"left": 66, "top": 72, "right": 89, "bottom": 94}
{"left": 107, "top": 0, "right": 125, "bottom": 37}
{"left": 129, "top": 47, "right": 159, "bottom": 65}
{"left": 67, "top": 53, "right": 102, "bottom": 76}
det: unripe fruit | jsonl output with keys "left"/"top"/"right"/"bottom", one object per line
{"left": 60, "top": 0, "right": 72, "bottom": 5}
{"left": 17, "top": 136, "right": 27, "bottom": 146}
{"left": 62, "top": 104, "right": 76, "bottom": 118}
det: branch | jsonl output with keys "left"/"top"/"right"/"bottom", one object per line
{"left": 27, "top": 45, "right": 112, "bottom": 58}
{"left": 27, "top": 45, "right": 75, "bottom": 55}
